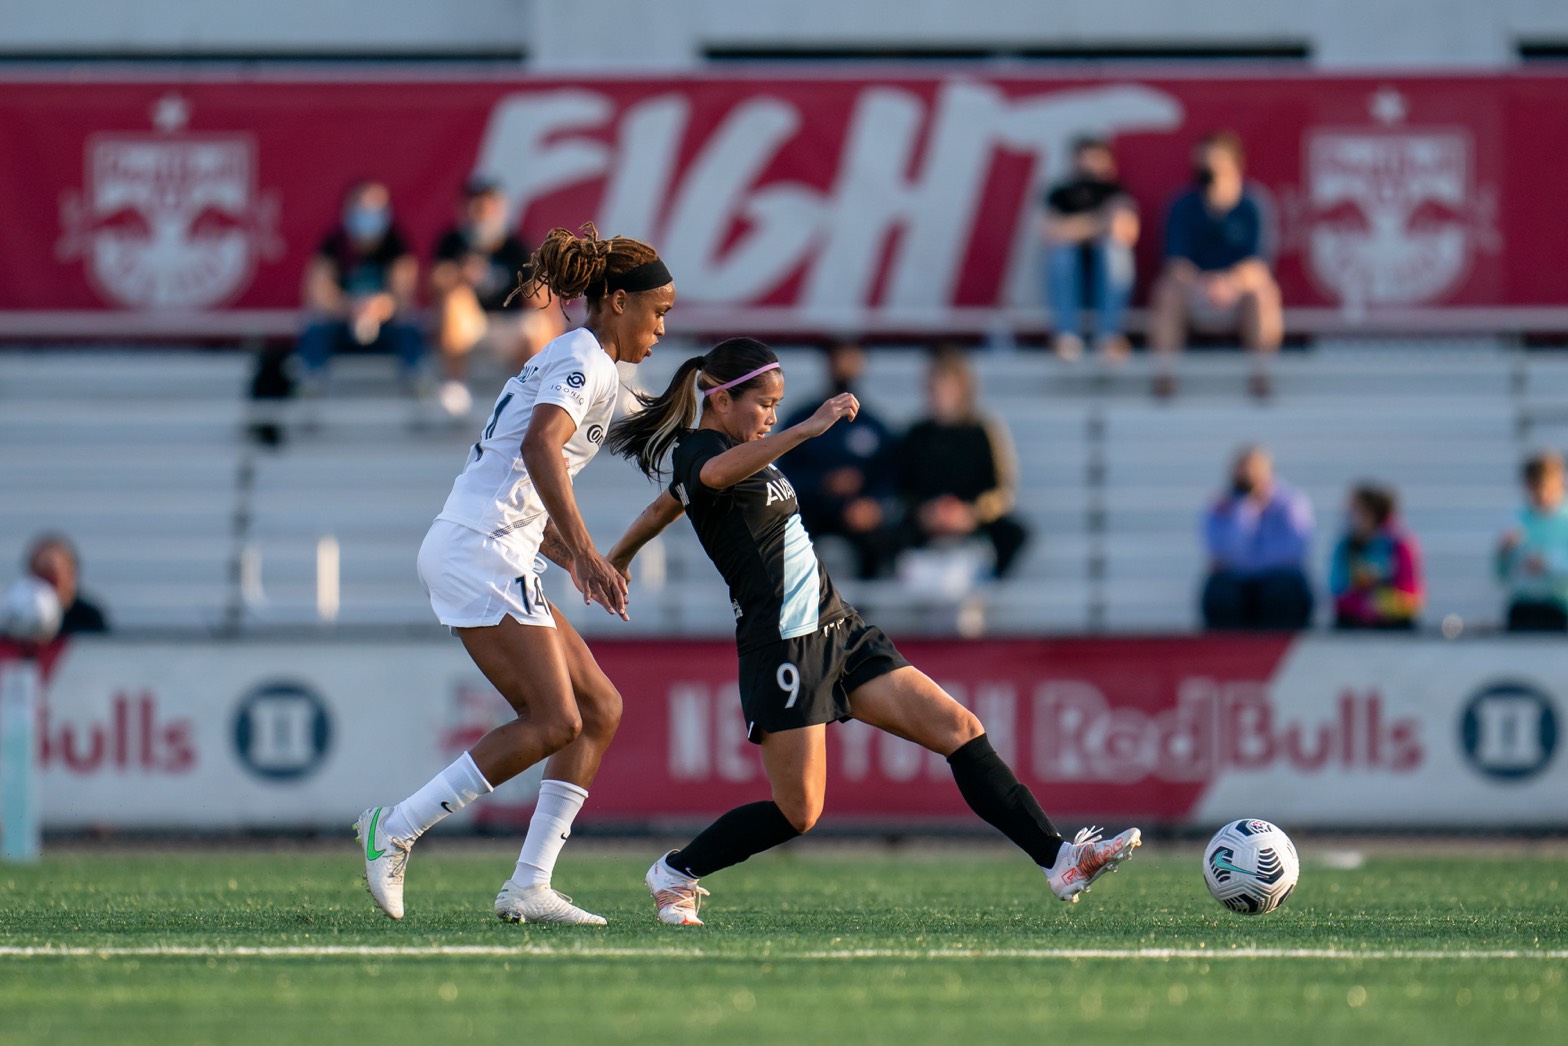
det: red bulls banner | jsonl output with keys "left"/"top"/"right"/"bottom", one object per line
{"left": 1, "top": 72, "right": 1564, "bottom": 335}
{"left": 21, "top": 635, "right": 1566, "bottom": 831}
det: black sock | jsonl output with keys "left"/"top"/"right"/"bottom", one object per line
{"left": 665, "top": 801, "right": 801, "bottom": 879}
{"left": 947, "top": 734, "right": 1065, "bottom": 867}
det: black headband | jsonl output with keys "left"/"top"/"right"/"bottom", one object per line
{"left": 604, "top": 257, "right": 673, "bottom": 294}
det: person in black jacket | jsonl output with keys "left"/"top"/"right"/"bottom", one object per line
{"left": 25, "top": 533, "right": 109, "bottom": 635}
{"left": 778, "top": 340, "right": 897, "bottom": 579}
{"left": 894, "top": 346, "right": 1029, "bottom": 579}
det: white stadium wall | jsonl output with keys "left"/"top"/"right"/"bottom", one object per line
{"left": 4, "top": 0, "right": 1568, "bottom": 67}
{"left": 6, "top": 635, "right": 1563, "bottom": 834}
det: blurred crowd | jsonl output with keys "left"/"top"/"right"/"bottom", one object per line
{"left": 219, "top": 127, "right": 1568, "bottom": 638}
{"left": 1039, "top": 129, "right": 1282, "bottom": 399}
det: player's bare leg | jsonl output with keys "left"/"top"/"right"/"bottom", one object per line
{"left": 850, "top": 667, "right": 1139, "bottom": 903}
{"left": 495, "top": 605, "right": 620, "bottom": 925}
{"left": 357, "top": 618, "right": 579, "bottom": 919}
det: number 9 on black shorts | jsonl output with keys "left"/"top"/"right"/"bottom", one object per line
{"left": 735, "top": 611, "right": 911, "bottom": 743}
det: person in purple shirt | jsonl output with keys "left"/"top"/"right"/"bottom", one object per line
{"left": 1149, "top": 131, "right": 1284, "bottom": 400}
{"left": 1201, "top": 445, "right": 1314, "bottom": 630}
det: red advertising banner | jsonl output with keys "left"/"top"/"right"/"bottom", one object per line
{"left": 3, "top": 71, "right": 1566, "bottom": 335}
{"left": 548, "top": 636, "right": 1300, "bottom": 824}
{"left": 27, "top": 635, "right": 1568, "bottom": 830}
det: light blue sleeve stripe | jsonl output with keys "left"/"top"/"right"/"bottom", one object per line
{"left": 778, "top": 514, "right": 821, "bottom": 640}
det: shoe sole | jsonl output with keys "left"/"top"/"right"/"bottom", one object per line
{"left": 495, "top": 910, "right": 608, "bottom": 926}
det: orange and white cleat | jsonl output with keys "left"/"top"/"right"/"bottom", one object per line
{"left": 645, "top": 852, "right": 710, "bottom": 926}
{"left": 1046, "top": 826, "right": 1142, "bottom": 903}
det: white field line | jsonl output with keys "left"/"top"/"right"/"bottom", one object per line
{"left": 1, "top": 945, "right": 1565, "bottom": 961}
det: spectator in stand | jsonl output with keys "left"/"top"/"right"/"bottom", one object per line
{"left": 429, "top": 176, "right": 562, "bottom": 418}
{"left": 779, "top": 340, "right": 897, "bottom": 579}
{"left": 25, "top": 533, "right": 109, "bottom": 635}
{"left": 1329, "top": 483, "right": 1423, "bottom": 630}
{"left": 1148, "top": 131, "right": 1283, "bottom": 400}
{"left": 1496, "top": 449, "right": 1568, "bottom": 632}
{"left": 296, "top": 180, "right": 424, "bottom": 395}
{"left": 894, "top": 346, "right": 1029, "bottom": 579}
{"left": 1041, "top": 136, "right": 1139, "bottom": 364}
{"left": 1201, "top": 446, "right": 1314, "bottom": 630}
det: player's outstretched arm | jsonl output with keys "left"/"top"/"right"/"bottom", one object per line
{"left": 698, "top": 393, "right": 859, "bottom": 490}
{"left": 607, "top": 490, "right": 686, "bottom": 580}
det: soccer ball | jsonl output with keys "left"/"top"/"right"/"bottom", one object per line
{"left": 1, "top": 576, "right": 62, "bottom": 643}
{"left": 1203, "top": 818, "right": 1299, "bottom": 915}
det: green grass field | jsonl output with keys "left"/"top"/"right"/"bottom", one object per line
{"left": 1, "top": 840, "right": 1563, "bottom": 1045}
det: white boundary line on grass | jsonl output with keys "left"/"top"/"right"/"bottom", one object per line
{"left": 1, "top": 945, "right": 1565, "bottom": 961}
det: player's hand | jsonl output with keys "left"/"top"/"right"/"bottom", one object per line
{"left": 606, "top": 553, "right": 634, "bottom": 584}
{"left": 797, "top": 393, "right": 859, "bottom": 438}
{"left": 570, "top": 549, "right": 630, "bottom": 621}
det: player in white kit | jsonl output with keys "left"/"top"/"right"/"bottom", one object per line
{"left": 355, "top": 224, "right": 675, "bottom": 924}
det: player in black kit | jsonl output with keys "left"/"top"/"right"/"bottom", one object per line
{"left": 605, "top": 337, "right": 1140, "bottom": 926}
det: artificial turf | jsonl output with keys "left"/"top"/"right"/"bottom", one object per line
{"left": 0, "top": 840, "right": 1563, "bottom": 1045}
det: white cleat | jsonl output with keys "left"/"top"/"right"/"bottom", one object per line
{"left": 354, "top": 807, "right": 412, "bottom": 920}
{"left": 646, "top": 852, "right": 710, "bottom": 926}
{"left": 1046, "top": 826, "right": 1142, "bottom": 903}
{"left": 494, "top": 881, "right": 607, "bottom": 925}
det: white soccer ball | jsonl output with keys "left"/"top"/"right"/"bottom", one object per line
{"left": 1, "top": 575, "right": 62, "bottom": 643}
{"left": 1203, "top": 818, "right": 1300, "bottom": 915}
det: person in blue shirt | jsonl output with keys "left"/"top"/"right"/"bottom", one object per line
{"left": 1496, "top": 450, "right": 1568, "bottom": 632}
{"left": 1149, "top": 131, "right": 1284, "bottom": 399}
{"left": 1201, "top": 445, "right": 1314, "bottom": 630}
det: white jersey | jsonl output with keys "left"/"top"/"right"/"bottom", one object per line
{"left": 435, "top": 327, "right": 619, "bottom": 558}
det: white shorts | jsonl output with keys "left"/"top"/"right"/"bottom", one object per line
{"left": 417, "top": 519, "right": 555, "bottom": 629}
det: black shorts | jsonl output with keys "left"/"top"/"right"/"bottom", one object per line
{"left": 735, "top": 612, "right": 911, "bottom": 743}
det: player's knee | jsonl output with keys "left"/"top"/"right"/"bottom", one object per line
{"left": 776, "top": 795, "right": 823, "bottom": 834}
{"left": 953, "top": 707, "right": 985, "bottom": 746}
{"left": 578, "top": 684, "right": 623, "bottom": 742}
{"left": 539, "top": 708, "right": 583, "bottom": 752}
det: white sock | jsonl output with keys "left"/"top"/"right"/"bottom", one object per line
{"left": 510, "top": 779, "right": 590, "bottom": 888}
{"left": 383, "top": 752, "right": 493, "bottom": 843}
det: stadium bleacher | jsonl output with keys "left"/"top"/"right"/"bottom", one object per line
{"left": 0, "top": 338, "right": 1539, "bottom": 637}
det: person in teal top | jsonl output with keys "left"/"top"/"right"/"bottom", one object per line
{"left": 1496, "top": 450, "right": 1568, "bottom": 632}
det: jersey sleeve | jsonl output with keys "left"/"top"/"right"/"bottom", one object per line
{"left": 532, "top": 341, "right": 599, "bottom": 428}
{"left": 669, "top": 429, "right": 729, "bottom": 505}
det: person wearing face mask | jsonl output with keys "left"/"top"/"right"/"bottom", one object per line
{"left": 429, "top": 176, "right": 561, "bottom": 418}
{"left": 1149, "top": 131, "right": 1284, "bottom": 399}
{"left": 1201, "top": 445, "right": 1314, "bottom": 630}
{"left": 892, "top": 345, "right": 1029, "bottom": 580}
{"left": 1040, "top": 137, "right": 1140, "bottom": 364}
{"left": 1329, "top": 483, "right": 1423, "bottom": 631}
{"left": 296, "top": 180, "right": 425, "bottom": 395}
{"left": 776, "top": 340, "right": 897, "bottom": 579}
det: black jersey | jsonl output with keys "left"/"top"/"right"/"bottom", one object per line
{"left": 669, "top": 428, "right": 848, "bottom": 652}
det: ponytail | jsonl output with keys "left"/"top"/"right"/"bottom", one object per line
{"left": 608, "top": 337, "right": 781, "bottom": 480}
{"left": 607, "top": 356, "right": 707, "bottom": 480}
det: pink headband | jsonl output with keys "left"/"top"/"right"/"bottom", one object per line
{"left": 701, "top": 362, "right": 780, "bottom": 397}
